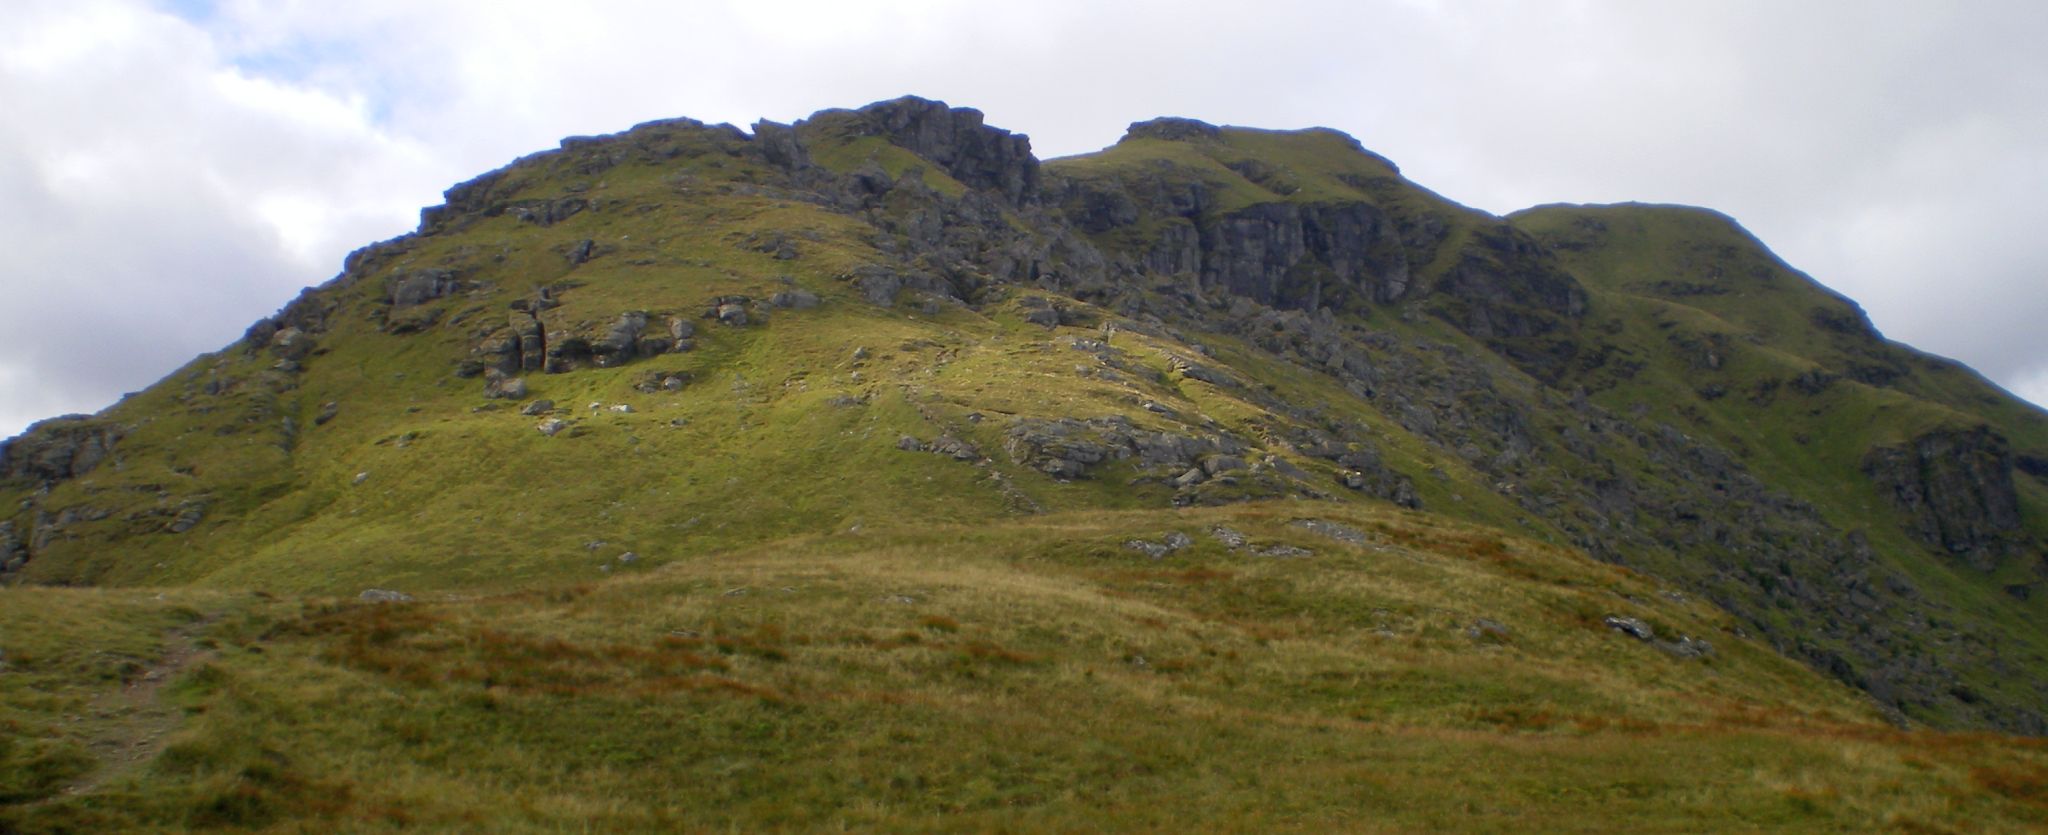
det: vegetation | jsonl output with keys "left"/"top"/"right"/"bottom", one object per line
{"left": 3, "top": 97, "right": 2045, "bottom": 830}
{"left": 7, "top": 508, "right": 2048, "bottom": 832}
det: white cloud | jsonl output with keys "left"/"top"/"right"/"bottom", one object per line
{"left": 2, "top": 0, "right": 2044, "bottom": 439}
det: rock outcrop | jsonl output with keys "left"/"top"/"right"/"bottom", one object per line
{"left": 0, "top": 520, "right": 25, "bottom": 574}
{"left": 825, "top": 96, "right": 1040, "bottom": 207}
{"left": 1864, "top": 427, "right": 2027, "bottom": 571}
{"left": 0, "top": 416, "right": 122, "bottom": 485}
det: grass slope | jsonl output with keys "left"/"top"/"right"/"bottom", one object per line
{"left": 7, "top": 505, "right": 2048, "bottom": 832}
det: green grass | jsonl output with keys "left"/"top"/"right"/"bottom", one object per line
{"left": 7, "top": 506, "right": 2046, "bottom": 832}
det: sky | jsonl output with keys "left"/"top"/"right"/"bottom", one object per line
{"left": 2, "top": 0, "right": 2045, "bottom": 437}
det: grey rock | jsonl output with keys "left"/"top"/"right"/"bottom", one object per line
{"left": 1604, "top": 616, "right": 1656, "bottom": 642}
{"left": 166, "top": 500, "right": 205, "bottom": 534}
{"left": 1209, "top": 526, "right": 1249, "bottom": 550}
{"left": 633, "top": 370, "right": 694, "bottom": 393}
{"left": 1661, "top": 636, "right": 1715, "bottom": 659}
{"left": 314, "top": 401, "right": 340, "bottom": 426}
{"left": 536, "top": 419, "right": 569, "bottom": 436}
{"left": 270, "top": 327, "right": 315, "bottom": 361}
{"left": 485, "top": 376, "right": 529, "bottom": 399}
{"left": 1262, "top": 455, "right": 1310, "bottom": 482}
{"left": 1003, "top": 416, "right": 1247, "bottom": 483}
{"left": 770, "top": 290, "right": 820, "bottom": 309}
{"left": 1124, "top": 533, "right": 1191, "bottom": 558}
{"left": 617, "top": 551, "right": 639, "bottom": 564}
{"left": 1289, "top": 519, "right": 1368, "bottom": 546}
{"left": 359, "top": 589, "right": 414, "bottom": 603}
{"left": 510, "top": 314, "right": 547, "bottom": 372}
{"left": 0, "top": 521, "right": 25, "bottom": 574}
{"left": 513, "top": 198, "right": 586, "bottom": 226}
{"left": 1121, "top": 117, "right": 1223, "bottom": 143}
{"left": 1126, "top": 539, "right": 1173, "bottom": 558}
{"left": 846, "top": 96, "right": 1040, "bottom": 206}
{"left": 1255, "top": 544, "right": 1313, "bottom": 558}
{"left": 566, "top": 238, "right": 595, "bottom": 265}
{"left": 521, "top": 399, "right": 555, "bottom": 416}
{"left": 927, "top": 435, "right": 981, "bottom": 461}
{"left": 1201, "top": 455, "right": 1247, "bottom": 476}
{"left": 854, "top": 268, "right": 901, "bottom": 306}
{"left": 1167, "top": 355, "right": 1237, "bottom": 388}
{"left": 897, "top": 435, "right": 925, "bottom": 452}
{"left": 593, "top": 312, "right": 650, "bottom": 367}
{"left": 1863, "top": 426, "right": 2023, "bottom": 571}
{"left": 387, "top": 269, "right": 458, "bottom": 307}
{"left": 1, "top": 416, "right": 122, "bottom": 485}
{"left": 716, "top": 303, "right": 749, "bottom": 326}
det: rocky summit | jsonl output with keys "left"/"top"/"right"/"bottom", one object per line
{"left": 3, "top": 97, "right": 2047, "bottom": 832}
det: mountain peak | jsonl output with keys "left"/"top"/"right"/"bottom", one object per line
{"left": 5, "top": 97, "right": 2047, "bottom": 744}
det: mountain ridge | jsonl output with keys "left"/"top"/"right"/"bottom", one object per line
{"left": 2, "top": 94, "right": 2044, "bottom": 751}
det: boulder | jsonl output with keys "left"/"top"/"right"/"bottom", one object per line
{"left": 387, "top": 268, "right": 459, "bottom": 307}
{"left": 166, "top": 500, "right": 206, "bottom": 534}
{"left": 485, "top": 376, "right": 529, "bottom": 399}
{"left": 927, "top": 435, "right": 981, "bottom": 461}
{"left": 359, "top": 589, "right": 415, "bottom": 603}
{"left": 1603, "top": 616, "right": 1656, "bottom": 641}
{"left": 594, "top": 312, "right": 650, "bottom": 367}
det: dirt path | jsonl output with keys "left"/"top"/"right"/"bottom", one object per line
{"left": 35, "top": 619, "right": 217, "bottom": 803}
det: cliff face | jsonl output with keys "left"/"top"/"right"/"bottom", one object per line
{"left": 2, "top": 97, "right": 2044, "bottom": 733}
{"left": 1865, "top": 427, "right": 2026, "bottom": 572}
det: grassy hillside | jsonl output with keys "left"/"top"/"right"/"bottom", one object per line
{"left": 1511, "top": 203, "right": 2048, "bottom": 710}
{"left": 4, "top": 97, "right": 2047, "bottom": 829}
{"left": 8, "top": 506, "right": 2048, "bottom": 832}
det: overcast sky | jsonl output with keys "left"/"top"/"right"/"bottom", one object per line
{"left": 3, "top": 0, "right": 2044, "bottom": 437}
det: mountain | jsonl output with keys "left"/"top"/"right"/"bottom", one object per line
{"left": 3, "top": 97, "right": 2046, "bottom": 831}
